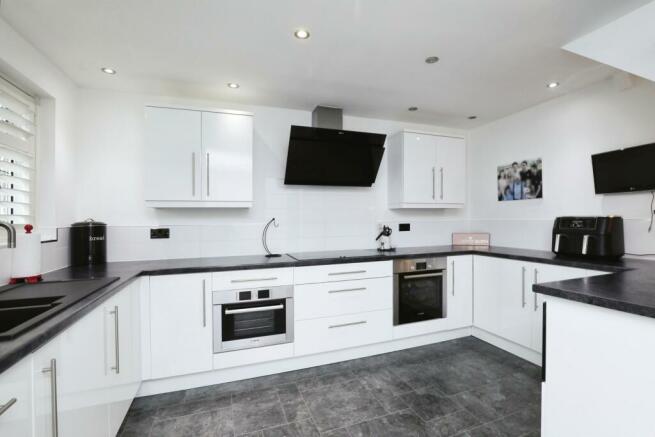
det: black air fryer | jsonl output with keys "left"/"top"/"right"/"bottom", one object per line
{"left": 552, "top": 216, "right": 624, "bottom": 259}
{"left": 70, "top": 219, "right": 107, "bottom": 266}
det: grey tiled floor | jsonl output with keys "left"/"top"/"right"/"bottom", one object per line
{"left": 119, "top": 337, "right": 541, "bottom": 436}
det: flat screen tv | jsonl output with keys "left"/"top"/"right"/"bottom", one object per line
{"left": 591, "top": 142, "right": 655, "bottom": 194}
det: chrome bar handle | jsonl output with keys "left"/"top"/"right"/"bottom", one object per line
{"left": 202, "top": 279, "right": 207, "bottom": 327}
{"left": 582, "top": 235, "right": 589, "bottom": 255}
{"left": 451, "top": 260, "right": 455, "bottom": 296}
{"left": 329, "top": 287, "right": 366, "bottom": 294}
{"left": 206, "top": 152, "right": 210, "bottom": 197}
{"left": 42, "top": 359, "right": 58, "bottom": 437}
{"left": 191, "top": 152, "right": 196, "bottom": 197}
{"left": 440, "top": 167, "right": 444, "bottom": 200}
{"left": 404, "top": 272, "right": 443, "bottom": 280}
{"left": 521, "top": 266, "right": 526, "bottom": 308}
{"left": 225, "top": 304, "right": 284, "bottom": 315}
{"left": 329, "top": 320, "right": 367, "bottom": 329}
{"left": 110, "top": 306, "right": 120, "bottom": 374}
{"left": 432, "top": 167, "right": 435, "bottom": 199}
{"left": 0, "top": 398, "right": 17, "bottom": 417}
{"left": 554, "top": 233, "right": 561, "bottom": 252}
{"left": 534, "top": 269, "right": 539, "bottom": 311}
{"left": 328, "top": 270, "right": 366, "bottom": 276}
{"left": 231, "top": 277, "right": 278, "bottom": 283}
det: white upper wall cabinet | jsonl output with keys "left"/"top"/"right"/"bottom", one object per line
{"left": 144, "top": 106, "right": 253, "bottom": 208}
{"left": 388, "top": 130, "right": 466, "bottom": 208}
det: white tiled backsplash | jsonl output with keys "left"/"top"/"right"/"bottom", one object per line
{"left": 105, "top": 219, "right": 470, "bottom": 262}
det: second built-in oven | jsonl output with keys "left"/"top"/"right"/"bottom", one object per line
{"left": 213, "top": 285, "right": 294, "bottom": 353}
{"left": 393, "top": 257, "right": 447, "bottom": 325}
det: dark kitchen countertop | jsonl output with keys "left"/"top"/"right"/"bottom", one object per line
{"left": 0, "top": 246, "right": 652, "bottom": 373}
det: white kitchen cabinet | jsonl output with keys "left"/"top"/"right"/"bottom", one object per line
{"left": 473, "top": 256, "right": 534, "bottom": 349}
{"left": 149, "top": 274, "right": 213, "bottom": 379}
{"left": 446, "top": 255, "right": 473, "bottom": 329}
{"left": 529, "top": 264, "right": 589, "bottom": 353}
{"left": 294, "top": 261, "right": 392, "bottom": 285}
{"left": 295, "top": 310, "right": 393, "bottom": 356}
{"left": 436, "top": 136, "right": 466, "bottom": 204}
{"left": 106, "top": 280, "right": 142, "bottom": 436}
{"left": 0, "top": 357, "right": 32, "bottom": 437}
{"left": 144, "top": 106, "right": 202, "bottom": 203}
{"left": 202, "top": 111, "right": 253, "bottom": 205}
{"left": 145, "top": 106, "right": 253, "bottom": 208}
{"left": 31, "top": 280, "right": 142, "bottom": 437}
{"left": 388, "top": 130, "right": 466, "bottom": 209}
{"left": 295, "top": 277, "right": 392, "bottom": 320}
{"left": 33, "top": 336, "right": 62, "bottom": 437}
{"left": 541, "top": 296, "right": 655, "bottom": 437}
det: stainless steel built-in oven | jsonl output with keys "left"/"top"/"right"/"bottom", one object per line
{"left": 213, "top": 285, "right": 294, "bottom": 353}
{"left": 393, "top": 257, "right": 447, "bottom": 325}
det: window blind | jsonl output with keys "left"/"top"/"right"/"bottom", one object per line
{"left": 0, "top": 75, "right": 36, "bottom": 225}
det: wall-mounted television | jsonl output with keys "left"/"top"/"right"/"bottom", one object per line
{"left": 591, "top": 142, "right": 655, "bottom": 194}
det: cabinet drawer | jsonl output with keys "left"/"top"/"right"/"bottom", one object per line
{"left": 294, "top": 310, "right": 392, "bottom": 356}
{"left": 212, "top": 268, "right": 294, "bottom": 290}
{"left": 294, "top": 261, "right": 392, "bottom": 285}
{"left": 295, "top": 277, "right": 392, "bottom": 320}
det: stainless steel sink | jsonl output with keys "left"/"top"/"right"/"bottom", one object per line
{"left": 0, "top": 277, "right": 119, "bottom": 340}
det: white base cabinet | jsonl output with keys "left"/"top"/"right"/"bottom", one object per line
{"left": 15, "top": 279, "right": 141, "bottom": 437}
{"left": 542, "top": 296, "right": 655, "bottom": 437}
{"left": 0, "top": 357, "right": 32, "bottom": 436}
{"left": 447, "top": 255, "right": 473, "bottom": 329}
{"left": 474, "top": 256, "right": 603, "bottom": 353}
{"left": 149, "top": 274, "right": 213, "bottom": 379}
{"left": 295, "top": 310, "right": 393, "bottom": 356}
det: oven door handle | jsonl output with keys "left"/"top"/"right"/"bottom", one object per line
{"left": 402, "top": 272, "right": 443, "bottom": 279}
{"left": 224, "top": 304, "right": 284, "bottom": 315}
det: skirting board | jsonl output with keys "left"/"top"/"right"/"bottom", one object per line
{"left": 471, "top": 327, "right": 542, "bottom": 366}
{"left": 137, "top": 326, "right": 472, "bottom": 397}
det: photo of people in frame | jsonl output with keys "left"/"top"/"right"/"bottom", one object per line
{"left": 497, "top": 158, "right": 542, "bottom": 201}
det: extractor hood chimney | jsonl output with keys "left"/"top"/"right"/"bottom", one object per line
{"left": 312, "top": 106, "right": 343, "bottom": 129}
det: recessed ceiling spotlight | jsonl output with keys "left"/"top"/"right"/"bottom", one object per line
{"left": 408, "top": 106, "right": 418, "bottom": 112}
{"left": 227, "top": 82, "right": 240, "bottom": 89}
{"left": 547, "top": 81, "right": 560, "bottom": 89}
{"left": 101, "top": 67, "right": 116, "bottom": 75}
{"left": 425, "top": 56, "right": 440, "bottom": 64}
{"left": 294, "top": 29, "right": 310, "bottom": 39}
{"left": 468, "top": 115, "right": 478, "bottom": 120}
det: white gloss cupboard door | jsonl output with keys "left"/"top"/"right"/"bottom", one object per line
{"left": 402, "top": 133, "right": 438, "bottom": 204}
{"left": 447, "top": 255, "right": 473, "bottom": 329}
{"left": 106, "top": 280, "right": 142, "bottom": 437}
{"left": 474, "top": 256, "right": 533, "bottom": 348}
{"left": 150, "top": 274, "right": 213, "bottom": 379}
{"left": 0, "top": 357, "right": 32, "bottom": 437}
{"left": 145, "top": 106, "right": 202, "bottom": 202}
{"left": 33, "top": 337, "right": 63, "bottom": 437}
{"left": 435, "top": 136, "right": 466, "bottom": 205}
{"left": 529, "top": 264, "right": 587, "bottom": 353}
{"left": 56, "top": 302, "right": 109, "bottom": 437}
{"left": 201, "top": 111, "right": 253, "bottom": 204}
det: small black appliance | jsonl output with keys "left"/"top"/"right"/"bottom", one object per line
{"left": 70, "top": 219, "right": 107, "bottom": 266}
{"left": 552, "top": 216, "right": 624, "bottom": 259}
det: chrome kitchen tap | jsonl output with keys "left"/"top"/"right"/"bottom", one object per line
{"left": 0, "top": 221, "right": 16, "bottom": 248}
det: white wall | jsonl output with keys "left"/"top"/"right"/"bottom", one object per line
{"left": 73, "top": 89, "right": 469, "bottom": 261}
{"left": 0, "top": 16, "right": 77, "bottom": 280}
{"left": 468, "top": 76, "right": 655, "bottom": 254}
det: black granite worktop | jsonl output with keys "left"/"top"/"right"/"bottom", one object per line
{"left": 0, "top": 245, "right": 652, "bottom": 373}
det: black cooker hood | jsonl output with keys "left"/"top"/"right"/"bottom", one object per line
{"left": 284, "top": 107, "right": 386, "bottom": 187}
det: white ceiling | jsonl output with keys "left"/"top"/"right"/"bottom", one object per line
{"left": 0, "top": 0, "right": 651, "bottom": 127}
